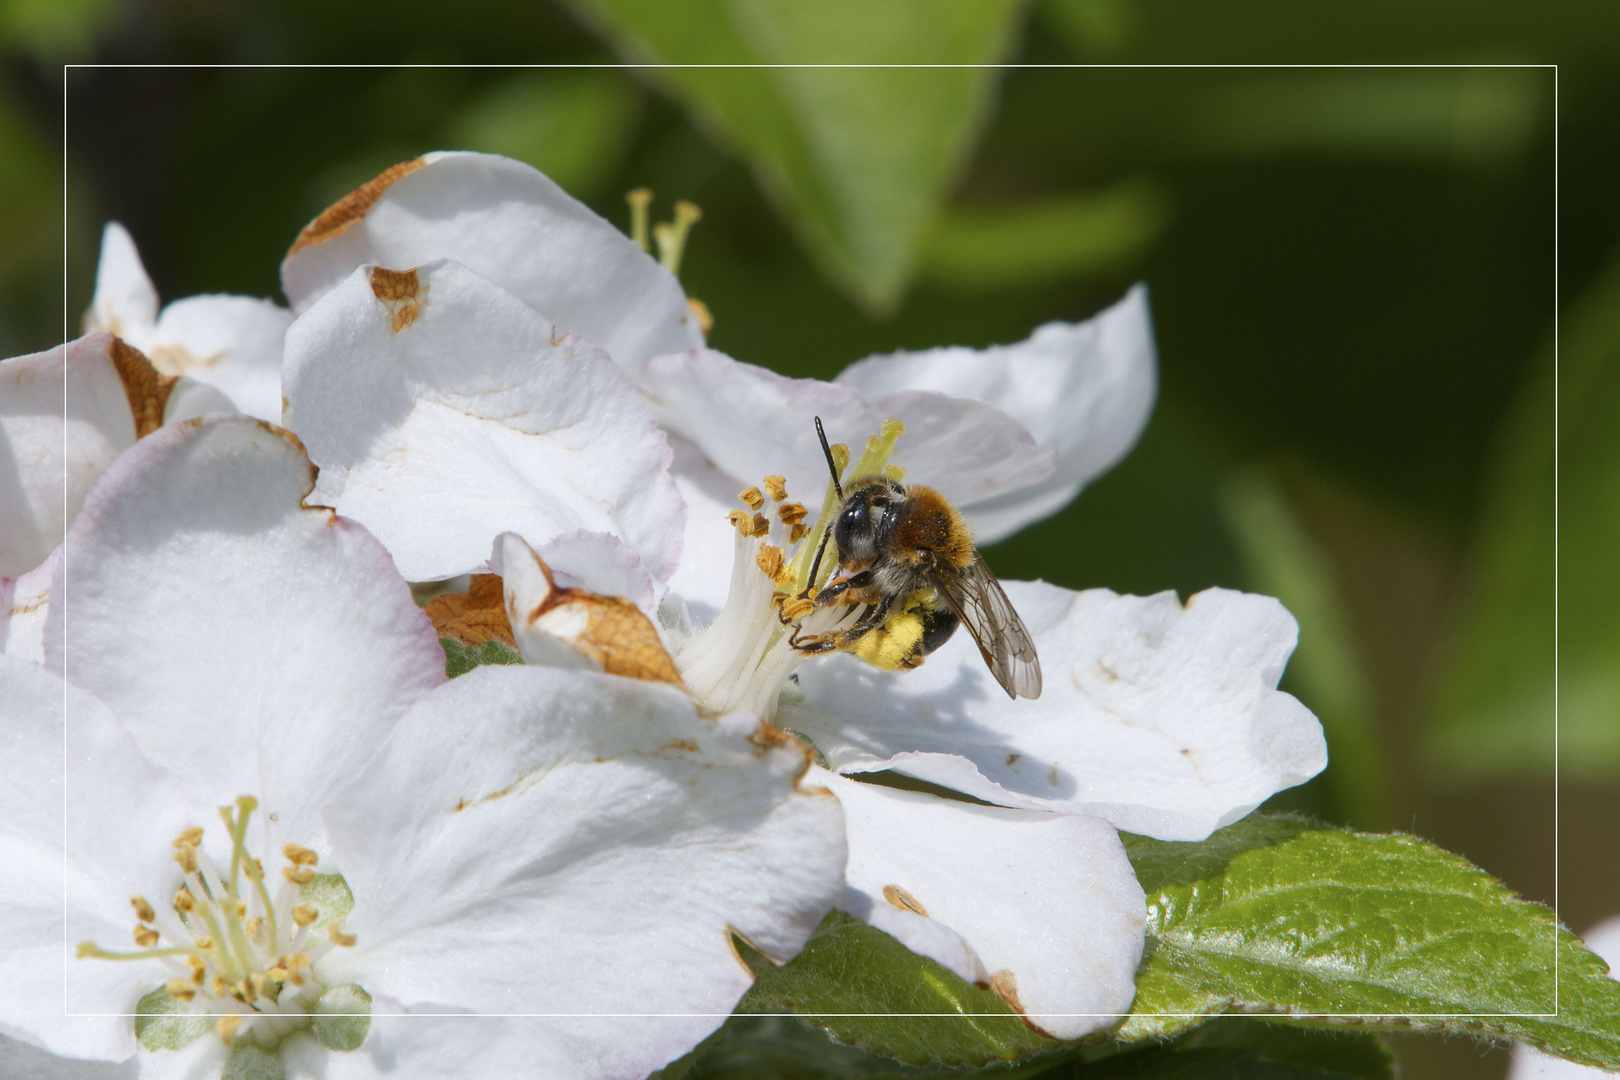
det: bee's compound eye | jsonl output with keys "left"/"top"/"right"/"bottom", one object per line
{"left": 835, "top": 502, "right": 874, "bottom": 563}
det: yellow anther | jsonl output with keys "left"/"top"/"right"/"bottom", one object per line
{"left": 830, "top": 443, "right": 851, "bottom": 474}
{"left": 249, "top": 973, "right": 268, "bottom": 1000}
{"left": 727, "top": 509, "right": 752, "bottom": 534}
{"left": 282, "top": 843, "right": 318, "bottom": 867}
{"left": 779, "top": 596, "right": 816, "bottom": 621}
{"left": 881, "top": 418, "right": 905, "bottom": 440}
{"left": 865, "top": 434, "right": 882, "bottom": 454}
{"left": 235, "top": 899, "right": 247, "bottom": 919}
{"left": 190, "top": 965, "right": 206, "bottom": 986}
{"left": 212, "top": 973, "right": 226, "bottom": 996}
{"left": 883, "top": 463, "right": 906, "bottom": 481}
{"left": 755, "top": 545, "right": 785, "bottom": 581}
{"left": 778, "top": 501, "right": 808, "bottom": 526}
{"left": 133, "top": 926, "right": 159, "bottom": 948}
{"left": 762, "top": 475, "right": 788, "bottom": 502}
{"left": 75, "top": 942, "right": 94, "bottom": 959}
{"left": 328, "top": 920, "right": 357, "bottom": 948}
{"left": 186, "top": 955, "right": 206, "bottom": 971}
{"left": 174, "top": 886, "right": 196, "bottom": 913}
{"left": 173, "top": 827, "right": 204, "bottom": 848}
{"left": 173, "top": 845, "right": 197, "bottom": 874}
{"left": 165, "top": 979, "right": 196, "bottom": 1002}
{"left": 738, "top": 487, "right": 765, "bottom": 511}
{"left": 244, "top": 917, "right": 264, "bottom": 938}
{"left": 654, "top": 200, "right": 703, "bottom": 276}
{"left": 267, "top": 966, "right": 288, "bottom": 981}
{"left": 217, "top": 1013, "right": 239, "bottom": 1046}
{"left": 789, "top": 522, "right": 809, "bottom": 545}
{"left": 283, "top": 866, "right": 315, "bottom": 886}
{"left": 687, "top": 297, "right": 713, "bottom": 336}
{"left": 291, "top": 903, "right": 319, "bottom": 927}
{"left": 130, "top": 895, "right": 155, "bottom": 924}
{"left": 194, "top": 936, "right": 214, "bottom": 950}
{"left": 750, "top": 512, "right": 771, "bottom": 538}
{"left": 284, "top": 953, "right": 310, "bottom": 972}
{"left": 236, "top": 795, "right": 258, "bottom": 813}
{"left": 626, "top": 188, "right": 653, "bottom": 253}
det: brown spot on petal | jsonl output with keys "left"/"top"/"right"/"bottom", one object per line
{"left": 989, "top": 970, "right": 1054, "bottom": 1036}
{"left": 369, "top": 266, "right": 424, "bottom": 332}
{"left": 522, "top": 552, "right": 682, "bottom": 686}
{"left": 288, "top": 157, "right": 427, "bottom": 255}
{"left": 427, "top": 574, "right": 516, "bottom": 648}
{"left": 882, "top": 884, "right": 929, "bottom": 917}
{"left": 665, "top": 739, "right": 701, "bottom": 753}
{"left": 687, "top": 297, "right": 713, "bottom": 337}
{"left": 109, "top": 337, "right": 176, "bottom": 438}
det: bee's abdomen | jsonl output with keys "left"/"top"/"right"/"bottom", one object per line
{"left": 893, "top": 486, "right": 974, "bottom": 567}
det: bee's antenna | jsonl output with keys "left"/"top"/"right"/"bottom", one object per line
{"left": 815, "top": 416, "right": 844, "bottom": 501}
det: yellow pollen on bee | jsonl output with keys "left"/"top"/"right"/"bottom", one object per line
{"left": 282, "top": 843, "right": 318, "bottom": 867}
{"left": 778, "top": 501, "right": 808, "bottom": 526}
{"left": 133, "top": 926, "right": 159, "bottom": 947}
{"left": 217, "top": 1013, "right": 240, "bottom": 1045}
{"left": 738, "top": 487, "right": 764, "bottom": 511}
{"left": 283, "top": 866, "right": 316, "bottom": 886}
{"left": 291, "top": 903, "right": 319, "bottom": 927}
{"left": 173, "top": 827, "right": 204, "bottom": 848}
{"left": 166, "top": 978, "right": 196, "bottom": 1002}
{"left": 174, "top": 886, "right": 196, "bottom": 913}
{"left": 130, "top": 895, "right": 155, "bottom": 923}
{"left": 762, "top": 475, "right": 788, "bottom": 502}
{"left": 328, "top": 920, "right": 357, "bottom": 948}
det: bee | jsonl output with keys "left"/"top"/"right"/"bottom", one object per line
{"left": 788, "top": 417, "right": 1042, "bottom": 699}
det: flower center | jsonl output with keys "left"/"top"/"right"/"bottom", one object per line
{"left": 676, "top": 419, "right": 907, "bottom": 719}
{"left": 78, "top": 795, "right": 369, "bottom": 1056}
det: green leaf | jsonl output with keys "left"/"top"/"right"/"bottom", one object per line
{"left": 1169, "top": 1019, "right": 1393, "bottom": 1080}
{"left": 566, "top": 0, "right": 1023, "bottom": 310}
{"left": 1072, "top": 1046, "right": 1365, "bottom": 1080}
{"left": 444, "top": 69, "right": 641, "bottom": 199}
{"left": 222, "top": 1044, "right": 285, "bottom": 1080}
{"left": 299, "top": 871, "right": 355, "bottom": 933}
{"left": 1431, "top": 253, "right": 1620, "bottom": 778}
{"left": 1120, "top": 814, "right": 1620, "bottom": 1070}
{"left": 313, "top": 983, "right": 374, "bottom": 1052}
{"left": 735, "top": 910, "right": 1055, "bottom": 1067}
{"left": 919, "top": 181, "right": 1170, "bottom": 293}
{"left": 134, "top": 985, "right": 209, "bottom": 1052}
{"left": 1218, "top": 469, "right": 1389, "bottom": 829}
{"left": 441, "top": 636, "right": 524, "bottom": 679}
{"left": 652, "top": 1014, "right": 914, "bottom": 1080}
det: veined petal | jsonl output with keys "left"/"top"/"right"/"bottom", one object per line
{"left": 782, "top": 582, "right": 1326, "bottom": 842}
{"left": 819, "top": 769, "right": 1145, "bottom": 1040}
{"left": 837, "top": 286, "right": 1157, "bottom": 543}
{"left": 640, "top": 348, "right": 1052, "bottom": 514}
{"left": 2, "top": 545, "right": 58, "bottom": 662}
{"left": 142, "top": 295, "right": 292, "bottom": 423}
{"left": 0, "top": 656, "right": 195, "bottom": 1062}
{"left": 320, "top": 664, "right": 846, "bottom": 1080}
{"left": 45, "top": 415, "right": 445, "bottom": 850}
{"left": 280, "top": 151, "right": 703, "bottom": 371}
{"left": 283, "top": 259, "right": 685, "bottom": 583}
{"left": 85, "top": 223, "right": 157, "bottom": 340}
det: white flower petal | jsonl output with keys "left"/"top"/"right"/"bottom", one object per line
{"left": 283, "top": 259, "right": 684, "bottom": 583}
{"left": 1, "top": 335, "right": 134, "bottom": 578}
{"left": 666, "top": 435, "right": 750, "bottom": 620}
{"left": 142, "top": 295, "right": 292, "bottom": 423}
{"left": 85, "top": 223, "right": 157, "bottom": 340}
{"left": 837, "top": 286, "right": 1157, "bottom": 543}
{"left": 45, "top": 415, "right": 445, "bottom": 850}
{"left": 158, "top": 377, "right": 236, "bottom": 424}
{"left": 533, "top": 530, "right": 663, "bottom": 619}
{"left": 2, "top": 545, "right": 58, "bottom": 662}
{"left": 819, "top": 770, "right": 1144, "bottom": 1040}
{"left": 291, "top": 1010, "right": 584, "bottom": 1080}
{"left": 1506, "top": 916, "right": 1620, "bottom": 1080}
{"left": 640, "top": 349, "right": 1052, "bottom": 514}
{"left": 782, "top": 583, "right": 1326, "bottom": 841}
{"left": 279, "top": 151, "right": 703, "bottom": 371}
{"left": 0, "top": 657, "right": 194, "bottom": 1062}
{"left": 320, "top": 664, "right": 846, "bottom": 1080}
{"left": 0, "top": 1036, "right": 136, "bottom": 1079}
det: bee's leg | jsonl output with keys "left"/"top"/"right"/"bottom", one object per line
{"left": 810, "top": 570, "right": 874, "bottom": 608}
{"left": 789, "top": 597, "right": 890, "bottom": 656}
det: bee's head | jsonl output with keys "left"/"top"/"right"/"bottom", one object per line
{"left": 834, "top": 479, "right": 904, "bottom": 568}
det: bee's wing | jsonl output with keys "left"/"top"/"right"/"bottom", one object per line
{"left": 929, "top": 552, "right": 1042, "bottom": 700}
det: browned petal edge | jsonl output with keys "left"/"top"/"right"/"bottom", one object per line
{"left": 108, "top": 337, "right": 176, "bottom": 439}
{"left": 747, "top": 722, "right": 831, "bottom": 798}
{"left": 988, "top": 970, "right": 1055, "bottom": 1036}
{"left": 369, "top": 266, "right": 424, "bottom": 333}
{"left": 427, "top": 574, "right": 516, "bottom": 648}
{"left": 881, "top": 884, "right": 929, "bottom": 918}
{"left": 170, "top": 416, "right": 322, "bottom": 510}
{"left": 724, "top": 924, "right": 783, "bottom": 973}
{"left": 287, "top": 157, "right": 428, "bottom": 256}
{"left": 538, "top": 588, "right": 684, "bottom": 687}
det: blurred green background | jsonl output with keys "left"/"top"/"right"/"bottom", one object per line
{"left": 5, "top": 2, "right": 1615, "bottom": 1076}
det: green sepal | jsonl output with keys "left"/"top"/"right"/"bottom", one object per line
{"left": 133, "top": 985, "right": 209, "bottom": 1052}
{"left": 298, "top": 872, "right": 355, "bottom": 934}
{"left": 441, "top": 636, "right": 524, "bottom": 679}
{"left": 221, "top": 1043, "right": 286, "bottom": 1080}
{"left": 1120, "top": 814, "right": 1620, "bottom": 1070}
{"left": 313, "top": 983, "right": 374, "bottom": 1052}
{"left": 734, "top": 910, "right": 1053, "bottom": 1067}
